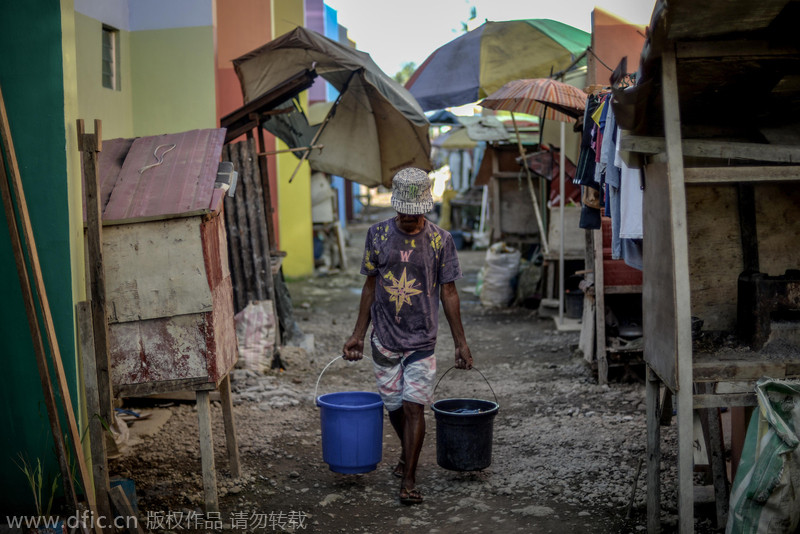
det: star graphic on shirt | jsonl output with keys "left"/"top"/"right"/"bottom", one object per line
{"left": 384, "top": 267, "right": 422, "bottom": 314}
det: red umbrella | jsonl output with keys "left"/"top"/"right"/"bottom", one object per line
{"left": 480, "top": 78, "right": 586, "bottom": 122}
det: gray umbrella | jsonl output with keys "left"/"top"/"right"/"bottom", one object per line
{"left": 233, "top": 27, "right": 432, "bottom": 188}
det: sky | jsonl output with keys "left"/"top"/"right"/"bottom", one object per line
{"left": 324, "top": 0, "right": 657, "bottom": 76}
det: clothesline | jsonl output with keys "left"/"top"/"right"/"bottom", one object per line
{"left": 573, "top": 91, "right": 644, "bottom": 271}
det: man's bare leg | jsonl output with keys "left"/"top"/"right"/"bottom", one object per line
{"left": 388, "top": 407, "right": 405, "bottom": 477}
{"left": 400, "top": 400, "right": 425, "bottom": 504}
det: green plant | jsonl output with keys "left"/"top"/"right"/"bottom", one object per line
{"left": 13, "top": 453, "right": 59, "bottom": 518}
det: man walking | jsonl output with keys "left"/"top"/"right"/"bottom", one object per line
{"left": 343, "top": 167, "right": 473, "bottom": 505}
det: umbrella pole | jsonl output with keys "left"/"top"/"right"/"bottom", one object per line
{"left": 558, "top": 120, "right": 565, "bottom": 324}
{"left": 510, "top": 111, "right": 549, "bottom": 255}
{"left": 287, "top": 69, "right": 358, "bottom": 183}
{"left": 287, "top": 103, "right": 335, "bottom": 183}
{"left": 479, "top": 184, "right": 488, "bottom": 235}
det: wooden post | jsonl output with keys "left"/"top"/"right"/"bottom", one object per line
{"left": 646, "top": 367, "right": 662, "bottom": 533}
{"left": 218, "top": 375, "right": 241, "bottom": 478}
{"left": 109, "top": 485, "right": 145, "bottom": 534}
{"left": 697, "top": 383, "right": 729, "bottom": 528}
{"left": 196, "top": 390, "right": 219, "bottom": 513}
{"left": 77, "top": 301, "right": 113, "bottom": 524}
{"left": 593, "top": 229, "right": 608, "bottom": 385}
{"left": 0, "top": 83, "right": 93, "bottom": 517}
{"left": 661, "top": 46, "right": 695, "bottom": 534}
{"left": 77, "top": 119, "right": 114, "bottom": 426}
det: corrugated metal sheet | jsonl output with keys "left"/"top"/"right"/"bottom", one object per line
{"left": 100, "top": 128, "right": 226, "bottom": 223}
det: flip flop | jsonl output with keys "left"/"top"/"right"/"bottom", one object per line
{"left": 392, "top": 460, "right": 405, "bottom": 478}
{"left": 399, "top": 487, "right": 423, "bottom": 505}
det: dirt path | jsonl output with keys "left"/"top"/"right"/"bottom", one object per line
{"left": 113, "top": 214, "right": 719, "bottom": 533}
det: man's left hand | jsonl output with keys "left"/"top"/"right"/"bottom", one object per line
{"left": 455, "top": 346, "right": 473, "bottom": 370}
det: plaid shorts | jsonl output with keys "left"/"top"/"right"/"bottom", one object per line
{"left": 370, "top": 332, "right": 436, "bottom": 412}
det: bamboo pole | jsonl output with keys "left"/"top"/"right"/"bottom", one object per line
{"left": 510, "top": 111, "right": 549, "bottom": 254}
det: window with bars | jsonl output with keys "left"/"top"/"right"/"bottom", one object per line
{"left": 102, "top": 25, "right": 120, "bottom": 90}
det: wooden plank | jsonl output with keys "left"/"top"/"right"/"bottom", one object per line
{"left": 495, "top": 177, "right": 541, "bottom": 238}
{"left": 697, "top": 383, "right": 729, "bottom": 528}
{"left": 103, "top": 218, "right": 213, "bottom": 323}
{"left": 676, "top": 40, "right": 799, "bottom": 59}
{"left": 593, "top": 229, "right": 608, "bottom": 385}
{"left": 245, "top": 140, "right": 275, "bottom": 301}
{"left": 138, "top": 389, "right": 220, "bottom": 402}
{"left": 196, "top": 390, "right": 219, "bottom": 513}
{"left": 115, "top": 378, "right": 216, "bottom": 398}
{"left": 693, "top": 393, "right": 758, "bottom": 409}
{"left": 222, "top": 144, "right": 245, "bottom": 312}
{"left": 604, "top": 285, "right": 643, "bottom": 294}
{"left": 754, "top": 183, "right": 800, "bottom": 279}
{"left": 579, "top": 293, "right": 595, "bottom": 364}
{"left": 102, "top": 129, "right": 225, "bottom": 222}
{"left": 77, "top": 301, "right": 113, "bottom": 523}
{"left": 716, "top": 381, "right": 760, "bottom": 394}
{"left": 218, "top": 375, "right": 242, "bottom": 478}
{"left": 737, "top": 184, "right": 759, "bottom": 272}
{"left": 257, "top": 153, "right": 277, "bottom": 252}
{"left": 620, "top": 134, "right": 800, "bottom": 164}
{"left": 547, "top": 205, "right": 583, "bottom": 257}
{"left": 685, "top": 185, "right": 742, "bottom": 331}
{"left": 643, "top": 161, "right": 678, "bottom": 390}
{"left": 219, "top": 69, "right": 316, "bottom": 144}
{"left": 684, "top": 165, "right": 800, "bottom": 183}
{"left": 693, "top": 360, "right": 788, "bottom": 381}
{"left": 0, "top": 85, "right": 85, "bottom": 515}
{"left": 240, "top": 139, "right": 267, "bottom": 301}
{"left": 96, "top": 208, "right": 212, "bottom": 227}
{"left": 233, "top": 147, "right": 256, "bottom": 304}
{"left": 662, "top": 47, "right": 695, "bottom": 534}
{"left": 109, "top": 314, "right": 209, "bottom": 386}
{"left": 109, "top": 485, "right": 145, "bottom": 534}
{"left": 491, "top": 178, "right": 501, "bottom": 243}
{"left": 78, "top": 120, "right": 115, "bottom": 435}
{"left": 646, "top": 368, "right": 662, "bottom": 534}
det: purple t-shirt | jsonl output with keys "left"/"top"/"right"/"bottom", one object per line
{"left": 360, "top": 217, "right": 462, "bottom": 352}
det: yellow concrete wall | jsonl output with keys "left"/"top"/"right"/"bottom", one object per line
{"left": 61, "top": 0, "right": 92, "bottom": 478}
{"left": 74, "top": 12, "right": 135, "bottom": 139}
{"left": 273, "top": 0, "right": 313, "bottom": 278}
{"left": 130, "top": 26, "right": 216, "bottom": 137}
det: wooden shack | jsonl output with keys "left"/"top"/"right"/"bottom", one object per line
{"left": 614, "top": 0, "right": 800, "bottom": 531}
{"left": 94, "top": 129, "right": 237, "bottom": 395}
{"left": 89, "top": 128, "right": 239, "bottom": 512}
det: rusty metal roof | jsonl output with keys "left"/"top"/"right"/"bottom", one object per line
{"left": 96, "top": 128, "right": 226, "bottom": 224}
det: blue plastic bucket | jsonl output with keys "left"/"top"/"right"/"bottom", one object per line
{"left": 316, "top": 391, "right": 384, "bottom": 474}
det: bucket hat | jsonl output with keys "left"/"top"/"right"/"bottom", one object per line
{"left": 391, "top": 167, "right": 433, "bottom": 215}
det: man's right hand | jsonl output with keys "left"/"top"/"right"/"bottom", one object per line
{"left": 343, "top": 336, "right": 365, "bottom": 361}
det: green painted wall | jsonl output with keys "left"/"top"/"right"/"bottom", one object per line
{"left": 75, "top": 12, "right": 135, "bottom": 140}
{"left": 0, "top": 0, "right": 80, "bottom": 514}
{"left": 130, "top": 26, "right": 216, "bottom": 136}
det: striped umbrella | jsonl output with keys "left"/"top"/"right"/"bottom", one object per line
{"left": 480, "top": 78, "right": 587, "bottom": 123}
{"left": 406, "top": 19, "right": 590, "bottom": 112}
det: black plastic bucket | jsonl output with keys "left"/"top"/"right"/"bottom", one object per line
{"left": 431, "top": 397, "right": 499, "bottom": 471}
{"left": 431, "top": 367, "right": 499, "bottom": 471}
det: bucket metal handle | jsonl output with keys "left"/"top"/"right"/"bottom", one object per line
{"left": 434, "top": 366, "right": 498, "bottom": 405}
{"left": 314, "top": 355, "right": 364, "bottom": 404}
